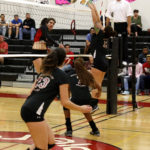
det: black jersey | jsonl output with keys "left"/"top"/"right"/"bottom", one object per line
{"left": 68, "top": 69, "right": 91, "bottom": 105}
{"left": 89, "top": 30, "right": 107, "bottom": 56}
{"left": 22, "top": 68, "right": 68, "bottom": 116}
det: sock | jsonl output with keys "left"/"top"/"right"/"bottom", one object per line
{"left": 48, "top": 144, "right": 55, "bottom": 149}
{"left": 65, "top": 118, "right": 72, "bottom": 131}
{"left": 89, "top": 120, "right": 98, "bottom": 132}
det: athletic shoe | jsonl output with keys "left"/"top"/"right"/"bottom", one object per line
{"left": 65, "top": 130, "right": 72, "bottom": 137}
{"left": 90, "top": 130, "right": 100, "bottom": 136}
{"left": 91, "top": 105, "right": 99, "bottom": 114}
{"left": 122, "top": 91, "right": 130, "bottom": 95}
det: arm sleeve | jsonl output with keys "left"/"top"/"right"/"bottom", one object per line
{"left": 58, "top": 71, "right": 69, "bottom": 85}
{"left": 34, "top": 29, "right": 42, "bottom": 42}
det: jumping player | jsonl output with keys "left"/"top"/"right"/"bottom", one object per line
{"left": 64, "top": 58, "right": 101, "bottom": 137}
{"left": 88, "top": 2, "right": 116, "bottom": 93}
{"left": 21, "top": 48, "right": 92, "bottom": 150}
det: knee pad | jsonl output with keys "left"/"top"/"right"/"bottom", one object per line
{"left": 63, "top": 107, "right": 69, "bottom": 111}
{"left": 48, "top": 144, "right": 55, "bottom": 149}
{"left": 34, "top": 147, "right": 42, "bottom": 150}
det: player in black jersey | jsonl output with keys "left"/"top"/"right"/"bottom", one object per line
{"left": 87, "top": 2, "right": 116, "bottom": 94}
{"left": 21, "top": 48, "right": 92, "bottom": 150}
{"left": 63, "top": 58, "right": 101, "bottom": 137}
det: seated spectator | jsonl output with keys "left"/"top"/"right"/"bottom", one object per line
{"left": 0, "top": 35, "right": 8, "bottom": 64}
{"left": 139, "top": 55, "right": 150, "bottom": 95}
{"left": 122, "top": 58, "right": 143, "bottom": 95}
{"left": 61, "top": 44, "right": 74, "bottom": 72}
{"left": 19, "top": 13, "right": 36, "bottom": 40}
{"left": 0, "top": 14, "right": 8, "bottom": 37}
{"left": 84, "top": 27, "right": 95, "bottom": 54}
{"left": 131, "top": 9, "right": 142, "bottom": 37}
{"left": 8, "top": 14, "right": 22, "bottom": 39}
{"left": 118, "top": 61, "right": 128, "bottom": 93}
{"left": 138, "top": 47, "right": 150, "bottom": 64}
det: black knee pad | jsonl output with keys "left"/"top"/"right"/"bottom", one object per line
{"left": 48, "top": 144, "right": 55, "bottom": 149}
{"left": 34, "top": 147, "right": 41, "bottom": 150}
{"left": 63, "top": 107, "right": 69, "bottom": 111}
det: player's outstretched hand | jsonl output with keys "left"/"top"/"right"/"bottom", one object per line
{"left": 80, "top": 105, "right": 92, "bottom": 113}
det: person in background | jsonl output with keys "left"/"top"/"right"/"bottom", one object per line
{"left": 131, "top": 9, "right": 142, "bottom": 37}
{"left": 8, "top": 14, "right": 22, "bottom": 39}
{"left": 0, "top": 35, "right": 8, "bottom": 64}
{"left": 61, "top": 44, "right": 74, "bottom": 72}
{"left": 122, "top": 58, "right": 143, "bottom": 95}
{"left": 106, "top": 0, "right": 132, "bottom": 61}
{"left": 0, "top": 14, "right": 8, "bottom": 37}
{"left": 19, "top": 13, "right": 36, "bottom": 40}
{"left": 138, "top": 47, "right": 150, "bottom": 64}
{"left": 84, "top": 27, "right": 95, "bottom": 54}
{"left": 139, "top": 55, "right": 150, "bottom": 95}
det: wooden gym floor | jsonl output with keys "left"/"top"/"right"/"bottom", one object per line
{"left": 0, "top": 86, "right": 150, "bottom": 150}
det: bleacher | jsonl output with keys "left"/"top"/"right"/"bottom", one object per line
{"left": 0, "top": 30, "right": 150, "bottom": 86}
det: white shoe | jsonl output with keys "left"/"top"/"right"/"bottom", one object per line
{"left": 122, "top": 91, "right": 129, "bottom": 95}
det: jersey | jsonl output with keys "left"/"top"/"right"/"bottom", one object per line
{"left": 22, "top": 68, "right": 68, "bottom": 116}
{"left": 68, "top": 69, "right": 91, "bottom": 105}
{"left": 89, "top": 30, "right": 108, "bottom": 72}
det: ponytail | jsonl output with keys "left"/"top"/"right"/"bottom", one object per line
{"left": 74, "top": 58, "right": 95, "bottom": 87}
{"left": 41, "top": 48, "right": 66, "bottom": 74}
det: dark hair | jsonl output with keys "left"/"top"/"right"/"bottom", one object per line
{"left": 74, "top": 58, "right": 95, "bottom": 87}
{"left": 40, "top": 18, "right": 48, "bottom": 27}
{"left": 41, "top": 48, "right": 66, "bottom": 74}
{"left": 47, "top": 18, "right": 56, "bottom": 24}
{"left": 90, "top": 27, "right": 94, "bottom": 31}
{"left": 104, "top": 26, "right": 116, "bottom": 38}
{"left": 1, "top": 14, "right": 5, "bottom": 17}
{"left": 26, "top": 13, "right": 30, "bottom": 15}
{"left": 14, "top": 14, "right": 18, "bottom": 17}
{"left": 64, "top": 44, "right": 70, "bottom": 48}
{"left": 134, "top": 9, "right": 139, "bottom": 13}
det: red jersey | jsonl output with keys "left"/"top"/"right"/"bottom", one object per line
{"left": 143, "top": 62, "right": 150, "bottom": 75}
{"left": 34, "top": 29, "right": 42, "bottom": 42}
{"left": 65, "top": 51, "right": 74, "bottom": 66}
{"left": 0, "top": 41, "right": 8, "bottom": 54}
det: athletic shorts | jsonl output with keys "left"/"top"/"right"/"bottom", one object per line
{"left": 93, "top": 54, "right": 108, "bottom": 72}
{"left": 21, "top": 106, "right": 44, "bottom": 122}
{"left": 32, "top": 49, "right": 47, "bottom": 61}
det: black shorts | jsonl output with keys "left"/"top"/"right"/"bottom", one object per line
{"left": 93, "top": 54, "right": 108, "bottom": 72}
{"left": 32, "top": 49, "right": 47, "bottom": 61}
{"left": 21, "top": 106, "right": 44, "bottom": 122}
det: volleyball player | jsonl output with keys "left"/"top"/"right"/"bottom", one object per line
{"left": 32, "top": 18, "right": 64, "bottom": 74}
{"left": 88, "top": 2, "right": 116, "bottom": 95}
{"left": 21, "top": 48, "right": 92, "bottom": 150}
{"left": 64, "top": 58, "right": 101, "bottom": 137}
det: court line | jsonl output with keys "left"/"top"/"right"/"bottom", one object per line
{"left": 0, "top": 143, "right": 19, "bottom": 150}
{"left": 72, "top": 107, "right": 144, "bottom": 132}
{"left": 54, "top": 106, "right": 133, "bottom": 133}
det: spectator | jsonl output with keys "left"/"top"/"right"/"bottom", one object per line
{"left": 0, "top": 35, "right": 8, "bottom": 64}
{"left": 117, "top": 61, "right": 128, "bottom": 93}
{"left": 8, "top": 14, "right": 22, "bottom": 39}
{"left": 19, "top": 13, "right": 36, "bottom": 40}
{"left": 139, "top": 55, "right": 150, "bottom": 95}
{"left": 84, "top": 27, "right": 95, "bottom": 54}
{"left": 106, "top": 0, "right": 132, "bottom": 61}
{"left": 138, "top": 47, "right": 150, "bottom": 64}
{"left": 0, "top": 14, "right": 8, "bottom": 37}
{"left": 122, "top": 58, "right": 143, "bottom": 95}
{"left": 131, "top": 9, "right": 142, "bottom": 37}
{"left": 61, "top": 44, "right": 74, "bottom": 72}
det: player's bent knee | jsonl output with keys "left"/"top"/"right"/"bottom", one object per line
{"left": 48, "top": 144, "right": 55, "bottom": 149}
